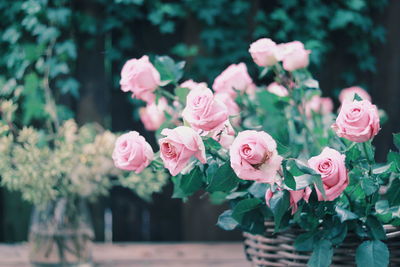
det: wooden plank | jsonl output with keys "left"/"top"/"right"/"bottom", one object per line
{"left": 0, "top": 242, "right": 249, "bottom": 267}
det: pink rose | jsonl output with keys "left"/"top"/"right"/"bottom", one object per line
{"left": 180, "top": 80, "right": 208, "bottom": 91}
{"left": 289, "top": 188, "right": 312, "bottom": 214}
{"left": 112, "top": 131, "right": 154, "bottom": 173}
{"left": 120, "top": 55, "right": 160, "bottom": 103}
{"left": 159, "top": 126, "right": 206, "bottom": 176}
{"left": 267, "top": 82, "right": 289, "bottom": 97}
{"left": 214, "top": 93, "right": 240, "bottom": 125}
{"left": 230, "top": 130, "right": 283, "bottom": 183}
{"left": 277, "top": 41, "right": 311, "bottom": 71}
{"left": 308, "top": 147, "right": 348, "bottom": 201}
{"left": 332, "top": 99, "right": 380, "bottom": 142}
{"left": 305, "top": 95, "right": 334, "bottom": 117}
{"left": 339, "top": 86, "right": 371, "bottom": 103}
{"left": 139, "top": 97, "right": 169, "bottom": 131}
{"left": 249, "top": 38, "right": 279, "bottom": 67}
{"left": 212, "top": 63, "right": 254, "bottom": 98}
{"left": 182, "top": 87, "right": 228, "bottom": 132}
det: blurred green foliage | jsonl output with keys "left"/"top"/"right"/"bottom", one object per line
{"left": 0, "top": 0, "right": 388, "bottom": 125}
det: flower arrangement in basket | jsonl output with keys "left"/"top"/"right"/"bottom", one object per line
{"left": 113, "top": 38, "right": 400, "bottom": 267}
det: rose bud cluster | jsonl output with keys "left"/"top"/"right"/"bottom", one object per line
{"left": 212, "top": 63, "right": 255, "bottom": 98}
{"left": 249, "top": 38, "right": 311, "bottom": 71}
{"left": 304, "top": 95, "right": 334, "bottom": 118}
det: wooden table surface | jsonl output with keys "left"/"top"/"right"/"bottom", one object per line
{"left": 0, "top": 242, "right": 250, "bottom": 267}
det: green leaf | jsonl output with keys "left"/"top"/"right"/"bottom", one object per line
{"left": 294, "top": 175, "right": 314, "bottom": 190}
{"left": 174, "top": 86, "right": 189, "bottom": 104}
{"left": 329, "top": 223, "right": 348, "bottom": 245}
{"left": 283, "top": 160, "right": 296, "bottom": 190}
{"left": 294, "top": 231, "right": 317, "bottom": 252}
{"left": 366, "top": 216, "right": 387, "bottom": 240}
{"left": 361, "top": 178, "right": 378, "bottom": 196}
{"left": 179, "top": 167, "right": 203, "bottom": 195}
{"left": 209, "top": 191, "right": 227, "bottom": 205}
{"left": 346, "top": 145, "right": 362, "bottom": 164}
{"left": 312, "top": 175, "right": 327, "bottom": 200}
{"left": 375, "top": 200, "right": 393, "bottom": 223}
{"left": 206, "top": 162, "right": 240, "bottom": 193}
{"left": 226, "top": 191, "right": 247, "bottom": 200}
{"left": 355, "top": 240, "right": 389, "bottom": 267}
{"left": 217, "top": 210, "right": 238, "bottom": 230}
{"left": 372, "top": 163, "right": 392, "bottom": 175}
{"left": 394, "top": 133, "right": 400, "bottom": 150}
{"left": 361, "top": 142, "right": 375, "bottom": 162}
{"left": 205, "top": 162, "right": 219, "bottom": 184}
{"left": 269, "top": 190, "right": 290, "bottom": 231}
{"left": 248, "top": 183, "right": 268, "bottom": 198}
{"left": 291, "top": 159, "right": 319, "bottom": 176}
{"left": 204, "top": 137, "right": 222, "bottom": 151}
{"left": 388, "top": 151, "right": 400, "bottom": 171}
{"left": 307, "top": 239, "right": 333, "bottom": 267}
{"left": 329, "top": 9, "right": 357, "bottom": 30}
{"left": 387, "top": 179, "right": 400, "bottom": 206}
{"left": 335, "top": 206, "right": 358, "bottom": 222}
{"left": 22, "top": 72, "right": 46, "bottom": 124}
{"left": 232, "top": 198, "right": 262, "bottom": 224}
{"left": 171, "top": 176, "right": 187, "bottom": 199}
{"left": 154, "top": 55, "right": 185, "bottom": 84}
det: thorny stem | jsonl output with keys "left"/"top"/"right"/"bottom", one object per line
{"left": 362, "top": 142, "right": 373, "bottom": 167}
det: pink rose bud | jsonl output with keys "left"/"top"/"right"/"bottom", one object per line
{"left": 308, "top": 147, "right": 348, "bottom": 201}
{"left": 332, "top": 99, "right": 380, "bottom": 143}
{"left": 211, "top": 120, "right": 236, "bottom": 149}
{"left": 182, "top": 87, "right": 229, "bottom": 132}
{"left": 276, "top": 41, "right": 311, "bottom": 72}
{"left": 266, "top": 82, "right": 289, "bottom": 97}
{"left": 249, "top": 38, "right": 279, "bottom": 67}
{"left": 120, "top": 55, "right": 160, "bottom": 103}
{"left": 180, "top": 80, "right": 208, "bottom": 91}
{"left": 305, "top": 95, "right": 334, "bottom": 117}
{"left": 265, "top": 187, "right": 312, "bottom": 214}
{"left": 339, "top": 86, "right": 371, "bottom": 103}
{"left": 112, "top": 131, "right": 154, "bottom": 173}
{"left": 289, "top": 187, "right": 311, "bottom": 214}
{"left": 212, "top": 63, "right": 254, "bottom": 98}
{"left": 265, "top": 188, "right": 274, "bottom": 207}
{"left": 139, "top": 97, "right": 168, "bottom": 131}
{"left": 159, "top": 126, "right": 206, "bottom": 176}
{"left": 230, "top": 130, "right": 283, "bottom": 184}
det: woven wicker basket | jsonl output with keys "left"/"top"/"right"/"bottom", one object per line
{"left": 243, "top": 221, "right": 400, "bottom": 267}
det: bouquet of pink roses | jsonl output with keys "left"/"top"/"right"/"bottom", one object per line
{"left": 113, "top": 38, "right": 400, "bottom": 267}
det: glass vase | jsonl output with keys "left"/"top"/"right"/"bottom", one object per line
{"left": 28, "top": 197, "right": 94, "bottom": 267}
